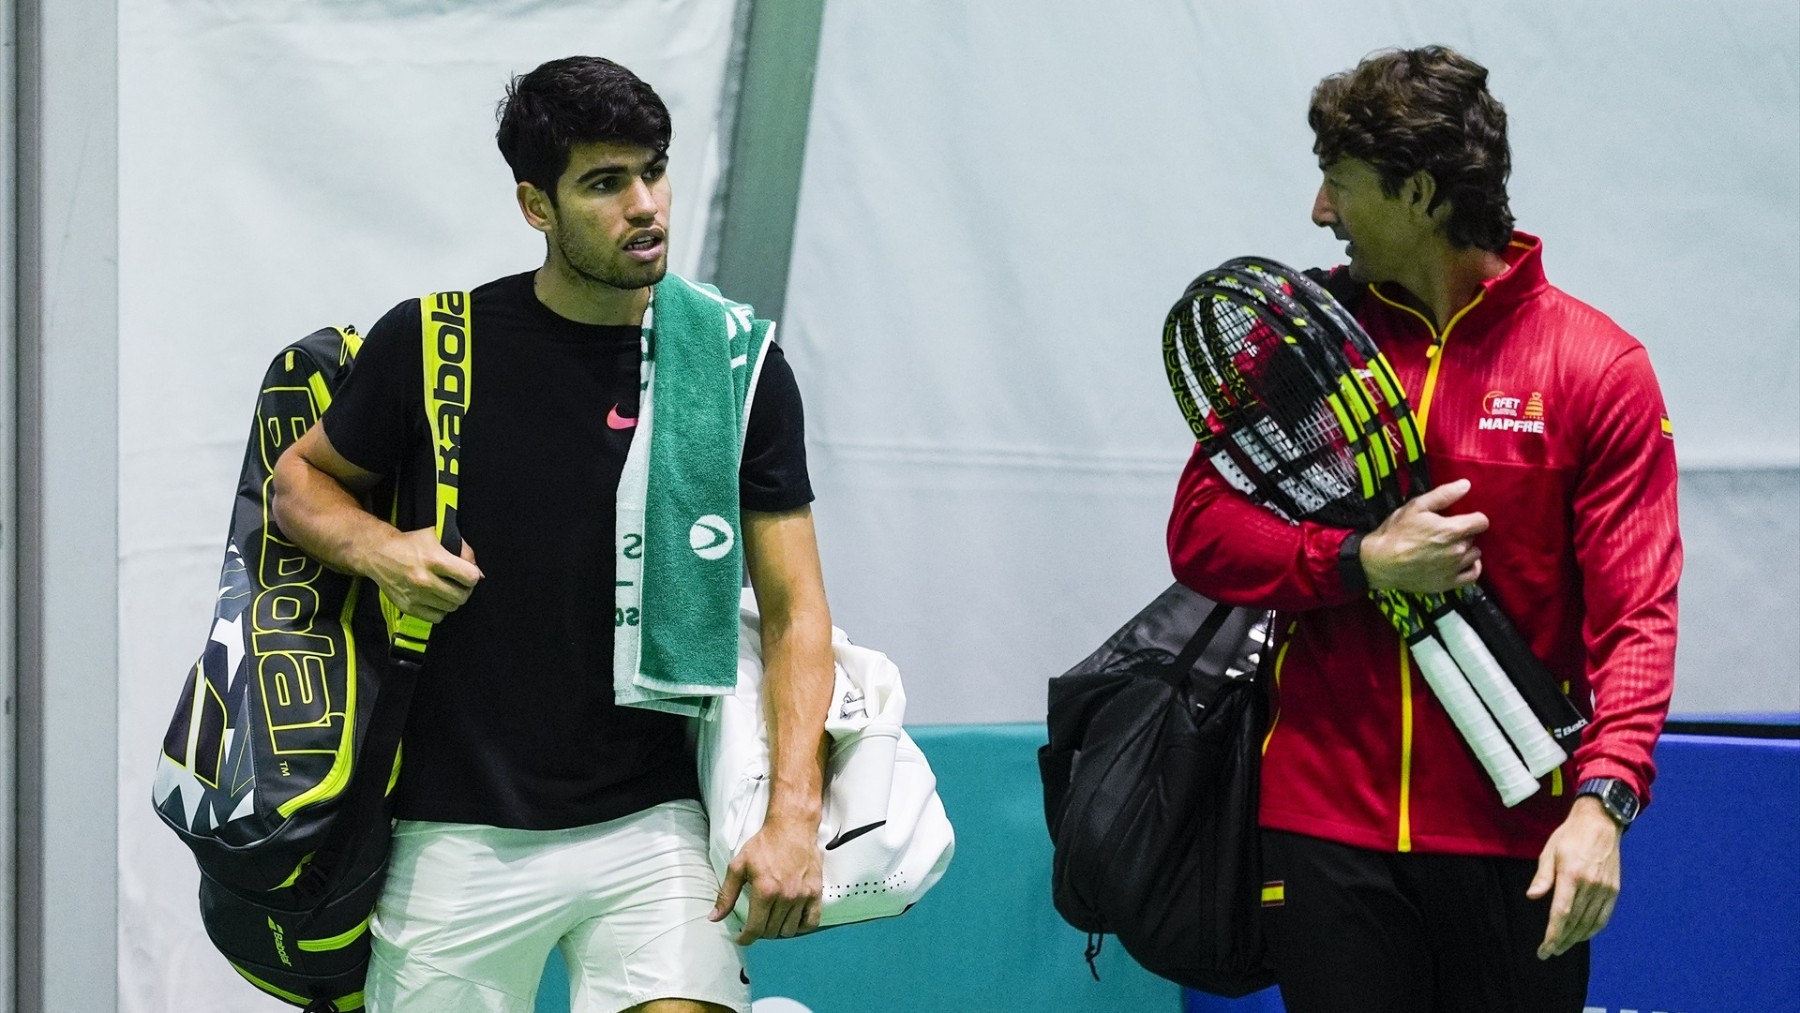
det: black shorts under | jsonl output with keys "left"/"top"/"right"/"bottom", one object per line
{"left": 1259, "top": 829, "right": 1590, "bottom": 1013}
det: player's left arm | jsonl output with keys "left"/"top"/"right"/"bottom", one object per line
{"left": 1531, "top": 343, "right": 1682, "bottom": 958}
{"left": 711, "top": 505, "right": 834, "bottom": 944}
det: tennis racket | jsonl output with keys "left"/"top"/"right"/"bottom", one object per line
{"left": 1163, "top": 264, "right": 1541, "bottom": 806}
{"left": 1217, "top": 262, "right": 1565, "bottom": 780}
{"left": 1235, "top": 258, "right": 1590, "bottom": 755}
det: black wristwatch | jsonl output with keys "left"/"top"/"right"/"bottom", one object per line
{"left": 1576, "top": 777, "right": 1640, "bottom": 830}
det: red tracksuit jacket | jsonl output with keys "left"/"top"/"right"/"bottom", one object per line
{"left": 1167, "top": 234, "right": 1680, "bottom": 857}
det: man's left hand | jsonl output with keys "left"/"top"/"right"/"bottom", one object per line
{"left": 1527, "top": 795, "right": 1623, "bottom": 959}
{"left": 709, "top": 815, "right": 823, "bottom": 944}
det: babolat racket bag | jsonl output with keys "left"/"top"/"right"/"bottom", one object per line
{"left": 152, "top": 303, "right": 466, "bottom": 1012}
{"left": 1039, "top": 582, "right": 1274, "bottom": 997}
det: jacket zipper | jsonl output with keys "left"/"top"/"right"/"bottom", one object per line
{"left": 1397, "top": 640, "right": 1414, "bottom": 851}
{"left": 1364, "top": 284, "right": 1487, "bottom": 850}
{"left": 1261, "top": 621, "right": 1299, "bottom": 756}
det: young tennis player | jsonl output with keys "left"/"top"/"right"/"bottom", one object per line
{"left": 1167, "top": 45, "right": 1680, "bottom": 1012}
{"left": 273, "top": 56, "right": 833, "bottom": 1012}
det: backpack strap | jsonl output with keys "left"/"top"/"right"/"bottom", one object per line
{"left": 1158, "top": 602, "right": 1236, "bottom": 687}
{"left": 369, "top": 289, "right": 472, "bottom": 778}
{"left": 296, "top": 293, "right": 470, "bottom": 902}
{"left": 390, "top": 290, "right": 472, "bottom": 659}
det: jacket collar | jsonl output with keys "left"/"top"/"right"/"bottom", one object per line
{"left": 1479, "top": 231, "right": 1548, "bottom": 310}
{"left": 1368, "top": 231, "right": 1547, "bottom": 331}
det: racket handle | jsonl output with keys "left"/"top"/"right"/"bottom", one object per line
{"left": 1454, "top": 587, "right": 1590, "bottom": 753}
{"left": 1407, "top": 633, "right": 1540, "bottom": 808}
{"left": 1431, "top": 608, "right": 1568, "bottom": 779}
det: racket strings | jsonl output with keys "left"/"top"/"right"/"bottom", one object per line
{"left": 1211, "top": 267, "right": 1419, "bottom": 518}
{"left": 1171, "top": 283, "right": 1371, "bottom": 529}
{"left": 1241, "top": 259, "right": 1434, "bottom": 504}
{"left": 1209, "top": 281, "right": 1367, "bottom": 460}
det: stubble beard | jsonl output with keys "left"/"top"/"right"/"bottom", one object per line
{"left": 556, "top": 229, "right": 666, "bottom": 294}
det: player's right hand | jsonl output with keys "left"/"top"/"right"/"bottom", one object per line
{"left": 367, "top": 526, "right": 483, "bottom": 622}
{"left": 1360, "top": 479, "right": 1489, "bottom": 594}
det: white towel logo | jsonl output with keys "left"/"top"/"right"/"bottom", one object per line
{"left": 690, "top": 515, "right": 735, "bottom": 561}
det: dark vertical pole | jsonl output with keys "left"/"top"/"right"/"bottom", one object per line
{"left": 12, "top": 0, "right": 120, "bottom": 1007}
{"left": 709, "top": 0, "right": 829, "bottom": 322}
{"left": 1, "top": 0, "right": 18, "bottom": 1000}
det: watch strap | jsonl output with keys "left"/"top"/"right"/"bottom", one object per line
{"left": 1338, "top": 530, "right": 1369, "bottom": 595}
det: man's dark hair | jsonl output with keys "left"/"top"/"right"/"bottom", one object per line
{"left": 495, "top": 56, "right": 672, "bottom": 202}
{"left": 1308, "top": 46, "right": 1514, "bottom": 252}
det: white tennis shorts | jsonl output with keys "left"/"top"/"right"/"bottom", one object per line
{"left": 364, "top": 799, "right": 750, "bottom": 1013}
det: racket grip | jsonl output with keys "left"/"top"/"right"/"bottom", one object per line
{"left": 1407, "top": 634, "right": 1540, "bottom": 808}
{"left": 1454, "top": 587, "right": 1590, "bottom": 753}
{"left": 1431, "top": 608, "right": 1568, "bottom": 778}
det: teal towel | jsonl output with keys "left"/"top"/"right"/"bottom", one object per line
{"left": 613, "top": 273, "right": 773, "bottom": 716}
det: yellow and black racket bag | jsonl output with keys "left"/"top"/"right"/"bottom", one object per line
{"left": 152, "top": 298, "right": 467, "bottom": 1012}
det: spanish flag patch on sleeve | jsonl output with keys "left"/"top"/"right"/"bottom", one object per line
{"left": 1660, "top": 416, "right": 1674, "bottom": 439}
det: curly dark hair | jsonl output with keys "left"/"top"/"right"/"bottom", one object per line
{"left": 1308, "top": 46, "right": 1514, "bottom": 252}
{"left": 495, "top": 56, "right": 672, "bottom": 204}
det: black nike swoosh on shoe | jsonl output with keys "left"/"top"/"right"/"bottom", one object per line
{"left": 823, "top": 820, "right": 887, "bottom": 851}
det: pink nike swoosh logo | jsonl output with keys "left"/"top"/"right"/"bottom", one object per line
{"left": 606, "top": 404, "right": 638, "bottom": 430}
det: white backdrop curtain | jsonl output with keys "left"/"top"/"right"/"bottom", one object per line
{"left": 780, "top": 0, "right": 1800, "bottom": 724}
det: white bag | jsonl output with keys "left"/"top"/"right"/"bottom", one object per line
{"left": 694, "top": 593, "right": 955, "bottom": 930}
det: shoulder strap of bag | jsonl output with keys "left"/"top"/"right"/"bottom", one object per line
{"left": 1160, "top": 601, "right": 1236, "bottom": 687}
{"left": 391, "top": 289, "right": 472, "bottom": 658}
{"left": 297, "top": 292, "right": 471, "bottom": 901}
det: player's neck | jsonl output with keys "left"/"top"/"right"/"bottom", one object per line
{"left": 1401, "top": 241, "right": 1509, "bottom": 331}
{"left": 532, "top": 261, "right": 650, "bottom": 327}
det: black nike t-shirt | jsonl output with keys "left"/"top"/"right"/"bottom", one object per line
{"left": 321, "top": 270, "right": 812, "bottom": 830}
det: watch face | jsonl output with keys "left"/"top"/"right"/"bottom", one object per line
{"left": 1607, "top": 781, "right": 1640, "bottom": 823}
{"left": 1583, "top": 778, "right": 1639, "bottom": 825}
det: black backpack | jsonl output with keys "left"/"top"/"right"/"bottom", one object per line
{"left": 1038, "top": 582, "right": 1275, "bottom": 997}
{"left": 152, "top": 295, "right": 469, "bottom": 1011}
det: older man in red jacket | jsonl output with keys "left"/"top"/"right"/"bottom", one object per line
{"left": 1168, "top": 45, "right": 1680, "bottom": 1013}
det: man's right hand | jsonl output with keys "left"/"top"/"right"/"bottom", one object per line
{"left": 273, "top": 426, "right": 482, "bottom": 620}
{"left": 366, "top": 527, "right": 483, "bottom": 623}
{"left": 1359, "top": 479, "right": 1489, "bottom": 594}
